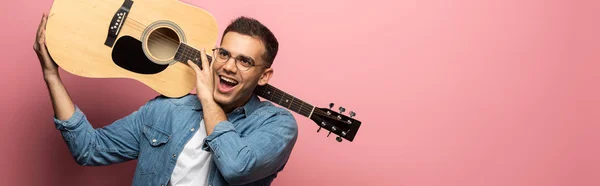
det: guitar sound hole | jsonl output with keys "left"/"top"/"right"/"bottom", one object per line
{"left": 111, "top": 36, "right": 168, "bottom": 74}
{"left": 147, "top": 27, "right": 180, "bottom": 64}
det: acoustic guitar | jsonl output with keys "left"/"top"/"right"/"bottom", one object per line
{"left": 45, "top": 0, "right": 361, "bottom": 142}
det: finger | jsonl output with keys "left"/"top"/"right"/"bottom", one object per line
{"left": 187, "top": 60, "right": 201, "bottom": 74}
{"left": 37, "top": 29, "right": 47, "bottom": 52}
{"left": 200, "top": 48, "right": 209, "bottom": 72}
{"left": 41, "top": 13, "right": 48, "bottom": 29}
{"left": 37, "top": 14, "right": 48, "bottom": 44}
{"left": 41, "top": 29, "right": 46, "bottom": 44}
{"left": 37, "top": 14, "right": 45, "bottom": 38}
{"left": 209, "top": 46, "right": 215, "bottom": 69}
{"left": 209, "top": 54, "right": 214, "bottom": 71}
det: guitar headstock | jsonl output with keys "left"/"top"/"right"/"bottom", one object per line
{"left": 310, "top": 103, "right": 361, "bottom": 142}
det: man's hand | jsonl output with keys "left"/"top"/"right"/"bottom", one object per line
{"left": 187, "top": 49, "right": 226, "bottom": 135}
{"left": 187, "top": 48, "right": 215, "bottom": 103}
{"left": 33, "top": 13, "right": 59, "bottom": 80}
{"left": 33, "top": 13, "right": 75, "bottom": 121}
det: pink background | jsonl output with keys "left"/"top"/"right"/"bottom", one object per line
{"left": 1, "top": 0, "right": 599, "bottom": 185}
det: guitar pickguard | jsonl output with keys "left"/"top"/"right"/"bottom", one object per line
{"left": 111, "top": 36, "right": 168, "bottom": 74}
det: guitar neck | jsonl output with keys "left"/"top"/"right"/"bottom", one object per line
{"left": 254, "top": 84, "right": 316, "bottom": 118}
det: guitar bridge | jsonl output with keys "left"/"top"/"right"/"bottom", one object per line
{"left": 104, "top": 0, "right": 134, "bottom": 47}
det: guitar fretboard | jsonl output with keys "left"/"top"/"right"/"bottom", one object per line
{"left": 254, "top": 84, "right": 315, "bottom": 118}
{"left": 173, "top": 43, "right": 212, "bottom": 66}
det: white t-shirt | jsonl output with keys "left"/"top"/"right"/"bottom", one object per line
{"left": 168, "top": 120, "right": 213, "bottom": 186}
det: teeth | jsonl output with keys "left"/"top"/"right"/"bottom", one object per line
{"left": 220, "top": 76, "right": 238, "bottom": 84}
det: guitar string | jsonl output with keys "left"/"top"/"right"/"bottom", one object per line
{"left": 255, "top": 86, "right": 317, "bottom": 114}
{"left": 254, "top": 87, "right": 309, "bottom": 111}
{"left": 253, "top": 86, "right": 324, "bottom": 116}
{"left": 120, "top": 23, "right": 191, "bottom": 61}
{"left": 148, "top": 39, "right": 212, "bottom": 63}
{"left": 257, "top": 86, "right": 344, "bottom": 120}
{"left": 134, "top": 31, "right": 210, "bottom": 63}
{"left": 123, "top": 17, "right": 216, "bottom": 50}
{"left": 144, "top": 35, "right": 213, "bottom": 63}
{"left": 122, "top": 18, "right": 181, "bottom": 43}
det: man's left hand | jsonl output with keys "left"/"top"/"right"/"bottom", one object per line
{"left": 187, "top": 48, "right": 215, "bottom": 103}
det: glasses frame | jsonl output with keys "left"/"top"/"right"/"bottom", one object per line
{"left": 211, "top": 48, "right": 266, "bottom": 71}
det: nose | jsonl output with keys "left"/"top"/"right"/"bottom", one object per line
{"left": 222, "top": 57, "right": 238, "bottom": 74}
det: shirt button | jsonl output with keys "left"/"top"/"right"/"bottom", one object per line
{"left": 161, "top": 184, "right": 164, "bottom": 186}
{"left": 191, "top": 128, "right": 195, "bottom": 132}
{"left": 152, "top": 139, "right": 157, "bottom": 143}
{"left": 172, "top": 154, "right": 176, "bottom": 158}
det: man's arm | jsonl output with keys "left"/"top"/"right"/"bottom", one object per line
{"left": 53, "top": 101, "right": 151, "bottom": 166}
{"left": 44, "top": 75, "right": 75, "bottom": 120}
{"left": 34, "top": 13, "right": 75, "bottom": 121}
{"left": 35, "top": 13, "right": 145, "bottom": 166}
{"left": 202, "top": 108, "right": 299, "bottom": 185}
{"left": 199, "top": 95, "right": 227, "bottom": 136}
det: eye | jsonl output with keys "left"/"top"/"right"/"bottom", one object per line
{"left": 218, "top": 49, "right": 230, "bottom": 59}
{"left": 238, "top": 57, "right": 253, "bottom": 67}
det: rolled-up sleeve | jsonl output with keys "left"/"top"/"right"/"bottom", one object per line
{"left": 54, "top": 105, "right": 86, "bottom": 141}
{"left": 202, "top": 120, "right": 237, "bottom": 152}
{"left": 53, "top": 98, "right": 156, "bottom": 166}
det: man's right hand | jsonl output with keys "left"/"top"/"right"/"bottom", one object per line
{"left": 33, "top": 13, "right": 59, "bottom": 80}
{"left": 33, "top": 13, "right": 76, "bottom": 121}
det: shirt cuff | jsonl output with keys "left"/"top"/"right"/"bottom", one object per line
{"left": 202, "top": 120, "right": 236, "bottom": 152}
{"left": 54, "top": 105, "right": 85, "bottom": 131}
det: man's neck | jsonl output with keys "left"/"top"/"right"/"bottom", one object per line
{"left": 220, "top": 94, "right": 252, "bottom": 114}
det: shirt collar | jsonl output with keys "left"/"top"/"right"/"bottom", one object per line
{"left": 192, "top": 93, "right": 261, "bottom": 117}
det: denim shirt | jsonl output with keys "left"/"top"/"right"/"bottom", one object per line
{"left": 53, "top": 94, "right": 299, "bottom": 186}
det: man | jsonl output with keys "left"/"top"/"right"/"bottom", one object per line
{"left": 33, "top": 13, "right": 298, "bottom": 186}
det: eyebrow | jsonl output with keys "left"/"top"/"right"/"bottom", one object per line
{"left": 220, "top": 47, "right": 256, "bottom": 63}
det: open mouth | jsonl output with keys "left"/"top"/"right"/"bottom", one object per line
{"left": 218, "top": 75, "right": 239, "bottom": 93}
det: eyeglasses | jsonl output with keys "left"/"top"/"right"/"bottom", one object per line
{"left": 212, "top": 48, "right": 266, "bottom": 71}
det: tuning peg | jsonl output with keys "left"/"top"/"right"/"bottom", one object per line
{"left": 318, "top": 122, "right": 326, "bottom": 133}
{"left": 350, "top": 111, "right": 356, "bottom": 118}
{"left": 336, "top": 136, "right": 343, "bottom": 142}
{"left": 328, "top": 126, "right": 337, "bottom": 137}
{"left": 329, "top": 103, "right": 334, "bottom": 109}
{"left": 339, "top": 107, "right": 346, "bottom": 114}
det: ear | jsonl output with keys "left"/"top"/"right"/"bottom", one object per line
{"left": 258, "top": 67, "right": 273, "bottom": 86}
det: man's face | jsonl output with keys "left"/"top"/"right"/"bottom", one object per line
{"left": 211, "top": 32, "right": 273, "bottom": 111}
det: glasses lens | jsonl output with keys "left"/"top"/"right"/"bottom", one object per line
{"left": 213, "top": 48, "right": 253, "bottom": 71}
{"left": 215, "top": 49, "right": 229, "bottom": 62}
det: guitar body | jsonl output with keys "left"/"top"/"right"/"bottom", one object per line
{"left": 45, "top": 0, "right": 219, "bottom": 98}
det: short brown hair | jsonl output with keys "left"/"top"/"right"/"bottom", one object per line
{"left": 222, "top": 16, "right": 278, "bottom": 67}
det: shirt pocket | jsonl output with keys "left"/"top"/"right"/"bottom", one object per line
{"left": 142, "top": 125, "right": 171, "bottom": 147}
